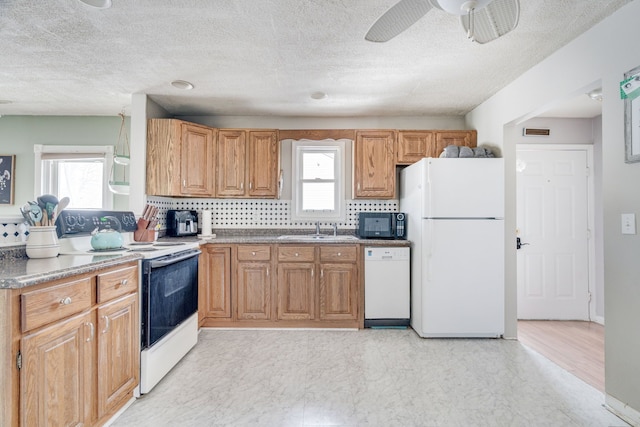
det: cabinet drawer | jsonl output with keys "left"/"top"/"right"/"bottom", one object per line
{"left": 21, "top": 277, "right": 93, "bottom": 332}
{"left": 97, "top": 265, "right": 138, "bottom": 303}
{"left": 319, "top": 245, "right": 357, "bottom": 262}
{"left": 237, "top": 245, "right": 271, "bottom": 261}
{"left": 278, "top": 246, "right": 315, "bottom": 262}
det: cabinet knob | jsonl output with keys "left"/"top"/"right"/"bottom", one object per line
{"left": 121, "top": 279, "right": 128, "bottom": 286}
{"left": 295, "top": 252, "right": 299, "bottom": 257}
{"left": 337, "top": 252, "right": 342, "bottom": 257}
{"left": 60, "top": 297, "right": 72, "bottom": 305}
{"left": 252, "top": 251, "right": 256, "bottom": 256}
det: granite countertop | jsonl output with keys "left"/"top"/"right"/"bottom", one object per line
{"left": 197, "top": 234, "right": 411, "bottom": 246}
{"left": 0, "top": 252, "right": 143, "bottom": 290}
{"left": 0, "top": 230, "right": 409, "bottom": 290}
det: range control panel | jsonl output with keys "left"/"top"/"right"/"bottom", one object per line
{"left": 56, "top": 209, "right": 138, "bottom": 237}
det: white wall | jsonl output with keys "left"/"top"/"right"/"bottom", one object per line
{"left": 467, "top": 1, "right": 640, "bottom": 418}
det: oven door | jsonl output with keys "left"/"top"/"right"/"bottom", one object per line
{"left": 141, "top": 249, "right": 200, "bottom": 349}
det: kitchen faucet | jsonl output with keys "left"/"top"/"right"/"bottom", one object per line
{"left": 332, "top": 223, "right": 338, "bottom": 236}
{"left": 315, "top": 221, "right": 321, "bottom": 235}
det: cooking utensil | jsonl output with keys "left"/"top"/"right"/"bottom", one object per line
{"left": 57, "top": 196, "right": 70, "bottom": 213}
{"left": 28, "top": 204, "right": 43, "bottom": 226}
{"left": 20, "top": 204, "right": 34, "bottom": 226}
{"left": 37, "top": 195, "right": 58, "bottom": 223}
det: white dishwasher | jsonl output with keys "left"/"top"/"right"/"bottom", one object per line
{"left": 364, "top": 246, "right": 410, "bottom": 327}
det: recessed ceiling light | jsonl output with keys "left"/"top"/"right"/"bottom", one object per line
{"left": 310, "top": 91, "right": 327, "bottom": 100}
{"left": 171, "top": 80, "right": 194, "bottom": 90}
{"left": 78, "top": 0, "right": 112, "bottom": 9}
{"left": 587, "top": 88, "right": 603, "bottom": 101}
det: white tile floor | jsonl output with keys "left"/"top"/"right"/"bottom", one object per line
{"left": 112, "top": 329, "right": 629, "bottom": 427}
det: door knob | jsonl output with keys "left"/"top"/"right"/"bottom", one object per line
{"left": 516, "top": 237, "right": 530, "bottom": 250}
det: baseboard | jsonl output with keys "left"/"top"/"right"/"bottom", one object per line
{"left": 593, "top": 315, "right": 605, "bottom": 325}
{"left": 605, "top": 394, "right": 640, "bottom": 426}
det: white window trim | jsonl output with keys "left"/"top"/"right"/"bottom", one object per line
{"left": 34, "top": 144, "right": 114, "bottom": 209}
{"left": 291, "top": 139, "right": 346, "bottom": 222}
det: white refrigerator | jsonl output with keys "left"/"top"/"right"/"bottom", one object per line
{"left": 400, "top": 157, "right": 505, "bottom": 338}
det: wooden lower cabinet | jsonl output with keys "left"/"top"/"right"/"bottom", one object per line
{"left": 237, "top": 262, "right": 272, "bottom": 320}
{"left": 277, "top": 262, "right": 315, "bottom": 320}
{"left": 21, "top": 311, "right": 95, "bottom": 426}
{"left": 2, "top": 261, "right": 140, "bottom": 427}
{"left": 199, "top": 243, "right": 361, "bottom": 328}
{"left": 199, "top": 246, "right": 232, "bottom": 322}
{"left": 319, "top": 263, "right": 358, "bottom": 321}
{"left": 97, "top": 293, "right": 139, "bottom": 419}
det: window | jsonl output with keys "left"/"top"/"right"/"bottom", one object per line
{"left": 291, "top": 139, "right": 346, "bottom": 221}
{"left": 34, "top": 145, "right": 113, "bottom": 209}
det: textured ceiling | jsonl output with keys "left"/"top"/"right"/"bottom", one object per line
{"left": 0, "top": 0, "right": 630, "bottom": 117}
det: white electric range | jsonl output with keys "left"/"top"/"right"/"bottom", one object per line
{"left": 56, "top": 209, "right": 201, "bottom": 395}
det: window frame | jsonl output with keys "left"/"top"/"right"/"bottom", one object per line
{"left": 34, "top": 144, "right": 114, "bottom": 209}
{"left": 291, "top": 139, "right": 346, "bottom": 222}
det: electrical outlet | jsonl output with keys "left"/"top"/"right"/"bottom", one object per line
{"left": 621, "top": 213, "right": 636, "bottom": 235}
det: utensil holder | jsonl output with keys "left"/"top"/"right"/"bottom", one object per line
{"left": 134, "top": 219, "right": 157, "bottom": 242}
{"left": 26, "top": 226, "right": 60, "bottom": 258}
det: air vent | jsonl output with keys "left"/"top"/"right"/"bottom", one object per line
{"left": 523, "top": 128, "right": 550, "bottom": 137}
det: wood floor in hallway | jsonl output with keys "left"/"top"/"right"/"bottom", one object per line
{"left": 518, "top": 320, "right": 605, "bottom": 392}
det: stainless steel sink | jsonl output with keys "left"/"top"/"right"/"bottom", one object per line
{"left": 277, "top": 234, "right": 359, "bottom": 241}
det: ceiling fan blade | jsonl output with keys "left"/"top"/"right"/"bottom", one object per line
{"left": 460, "top": 0, "right": 520, "bottom": 44}
{"left": 365, "top": 0, "right": 433, "bottom": 43}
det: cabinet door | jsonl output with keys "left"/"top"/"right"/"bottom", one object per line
{"left": 434, "top": 131, "right": 477, "bottom": 157}
{"left": 319, "top": 263, "right": 358, "bottom": 321}
{"left": 248, "top": 130, "right": 279, "bottom": 198}
{"left": 97, "top": 293, "right": 139, "bottom": 419}
{"left": 354, "top": 130, "right": 396, "bottom": 198}
{"left": 397, "top": 131, "right": 434, "bottom": 164}
{"left": 199, "top": 246, "right": 232, "bottom": 321}
{"left": 180, "top": 123, "right": 215, "bottom": 196}
{"left": 217, "top": 130, "right": 247, "bottom": 197}
{"left": 21, "top": 311, "right": 95, "bottom": 427}
{"left": 237, "top": 262, "right": 271, "bottom": 320}
{"left": 277, "top": 263, "right": 315, "bottom": 320}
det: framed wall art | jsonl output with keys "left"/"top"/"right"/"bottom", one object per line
{"left": 623, "top": 65, "right": 640, "bottom": 163}
{"left": 0, "top": 155, "right": 15, "bottom": 205}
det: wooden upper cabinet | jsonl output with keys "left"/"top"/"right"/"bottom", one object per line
{"left": 217, "top": 129, "right": 247, "bottom": 197}
{"left": 397, "top": 131, "right": 435, "bottom": 164}
{"left": 146, "top": 119, "right": 215, "bottom": 197}
{"left": 353, "top": 130, "right": 396, "bottom": 199}
{"left": 217, "top": 129, "right": 280, "bottom": 198}
{"left": 248, "top": 131, "right": 279, "bottom": 197}
{"left": 434, "top": 130, "right": 477, "bottom": 157}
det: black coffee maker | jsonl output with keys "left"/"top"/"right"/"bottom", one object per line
{"left": 166, "top": 210, "right": 198, "bottom": 237}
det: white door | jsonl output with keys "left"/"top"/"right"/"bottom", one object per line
{"left": 516, "top": 149, "right": 590, "bottom": 320}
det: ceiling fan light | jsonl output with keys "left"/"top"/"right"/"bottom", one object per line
{"left": 430, "top": 0, "right": 491, "bottom": 15}
{"left": 78, "top": 0, "right": 112, "bottom": 9}
{"left": 460, "top": 0, "right": 520, "bottom": 43}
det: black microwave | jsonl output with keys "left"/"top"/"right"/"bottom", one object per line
{"left": 357, "top": 212, "right": 406, "bottom": 239}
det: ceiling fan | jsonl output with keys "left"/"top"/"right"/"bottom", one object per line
{"left": 365, "top": 0, "right": 520, "bottom": 44}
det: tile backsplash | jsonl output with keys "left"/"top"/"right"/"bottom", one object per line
{"left": 0, "top": 199, "right": 399, "bottom": 244}
{"left": 151, "top": 197, "right": 399, "bottom": 231}
{"left": 0, "top": 220, "right": 29, "bottom": 245}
